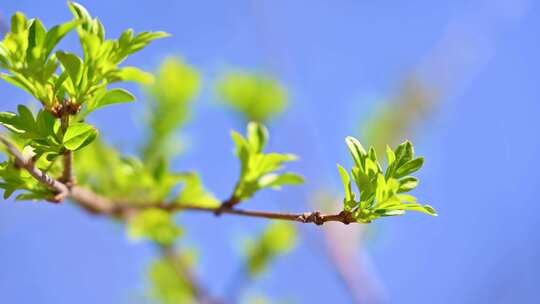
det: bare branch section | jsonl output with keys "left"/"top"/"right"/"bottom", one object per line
{"left": 0, "top": 136, "right": 356, "bottom": 225}
{"left": 59, "top": 113, "right": 73, "bottom": 186}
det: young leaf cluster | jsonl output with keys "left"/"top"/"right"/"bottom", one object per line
{"left": 0, "top": 2, "right": 166, "bottom": 115}
{"left": 65, "top": 2, "right": 168, "bottom": 115}
{"left": 0, "top": 11, "right": 80, "bottom": 108}
{"left": 0, "top": 104, "right": 97, "bottom": 158}
{"left": 230, "top": 122, "right": 303, "bottom": 202}
{"left": 337, "top": 137, "right": 437, "bottom": 223}
{"left": 0, "top": 2, "right": 167, "bottom": 201}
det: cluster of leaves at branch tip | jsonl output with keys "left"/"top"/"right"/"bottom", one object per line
{"left": 231, "top": 122, "right": 304, "bottom": 202}
{"left": 337, "top": 137, "right": 437, "bottom": 223}
{"left": 0, "top": 2, "right": 168, "bottom": 201}
{"left": 217, "top": 71, "right": 288, "bottom": 122}
{"left": 244, "top": 221, "right": 297, "bottom": 277}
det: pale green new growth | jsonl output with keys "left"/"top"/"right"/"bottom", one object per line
{"left": 176, "top": 172, "right": 220, "bottom": 208}
{"left": 217, "top": 71, "right": 288, "bottom": 122}
{"left": 231, "top": 122, "right": 304, "bottom": 201}
{"left": 338, "top": 136, "right": 437, "bottom": 223}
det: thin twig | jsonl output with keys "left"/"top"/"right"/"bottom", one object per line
{"left": 61, "top": 150, "right": 73, "bottom": 185}
{"left": 0, "top": 136, "right": 358, "bottom": 225}
{"left": 116, "top": 202, "right": 357, "bottom": 226}
{"left": 60, "top": 113, "right": 73, "bottom": 186}
{"left": 0, "top": 134, "right": 69, "bottom": 201}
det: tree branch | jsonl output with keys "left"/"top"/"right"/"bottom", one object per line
{"left": 68, "top": 189, "right": 357, "bottom": 225}
{"left": 0, "top": 136, "right": 357, "bottom": 225}
{"left": 0, "top": 134, "right": 69, "bottom": 202}
{"left": 61, "top": 150, "right": 73, "bottom": 185}
{"left": 59, "top": 113, "right": 73, "bottom": 186}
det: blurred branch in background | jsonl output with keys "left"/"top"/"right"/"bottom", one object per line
{"left": 363, "top": 77, "right": 437, "bottom": 154}
{"left": 153, "top": 245, "right": 222, "bottom": 304}
{"left": 313, "top": 193, "right": 386, "bottom": 304}
{"left": 319, "top": 1, "right": 531, "bottom": 302}
{"left": 324, "top": 222, "right": 385, "bottom": 304}
{"left": 224, "top": 221, "right": 297, "bottom": 302}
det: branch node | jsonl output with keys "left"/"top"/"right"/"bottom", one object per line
{"left": 299, "top": 211, "right": 324, "bottom": 225}
{"left": 214, "top": 197, "right": 239, "bottom": 216}
{"left": 339, "top": 211, "right": 354, "bottom": 225}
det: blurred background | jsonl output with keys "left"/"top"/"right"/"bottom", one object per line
{"left": 1, "top": 0, "right": 539, "bottom": 303}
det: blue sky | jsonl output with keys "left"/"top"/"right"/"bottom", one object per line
{"left": 0, "top": 0, "right": 539, "bottom": 303}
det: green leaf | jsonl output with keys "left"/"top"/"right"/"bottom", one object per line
{"left": 395, "top": 157, "right": 424, "bottom": 178}
{"left": 385, "top": 145, "right": 395, "bottom": 165}
{"left": 68, "top": 2, "right": 92, "bottom": 22}
{"left": 351, "top": 166, "right": 373, "bottom": 201}
{"left": 43, "top": 20, "right": 80, "bottom": 59}
{"left": 16, "top": 105, "right": 36, "bottom": 131}
{"left": 395, "top": 140, "right": 414, "bottom": 167}
{"left": 27, "top": 19, "right": 46, "bottom": 62}
{"left": 0, "top": 74, "right": 35, "bottom": 96}
{"left": 63, "top": 123, "right": 98, "bottom": 151}
{"left": 176, "top": 173, "right": 220, "bottom": 208}
{"left": 89, "top": 88, "right": 135, "bottom": 112}
{"left": 398, "top": 176, "right": 419, "bottom": 192}
{"left": 35, "top": 110, "right": 56, "bottom": 138}
{"left": 337, "top": 164, "right": 353, "bottom": 203}
{"left": 11, "top": 12, "right": 27, "bottom": 34}
{"left": 345, "top": 136, "right": 367, "bottom": 170}
{"left": 0, "top": 111, "right": 23, "bottom": 133}
{"left": 113, "top": 66, "right": 154, "bottom": 84}
{"left": 247, "top": 122, "right": 268, "bottom": 153}
{"left": 252, "top": 153, "right": 297, "bottom": 177}
{"left": 56, "top": 51, "right": 82, "bottom": 85}
{"left": 257, "top": 172, "right": 304, "bottom": 189}
{"left": 391, "top": 203, "right": 437, "bottom": 216}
